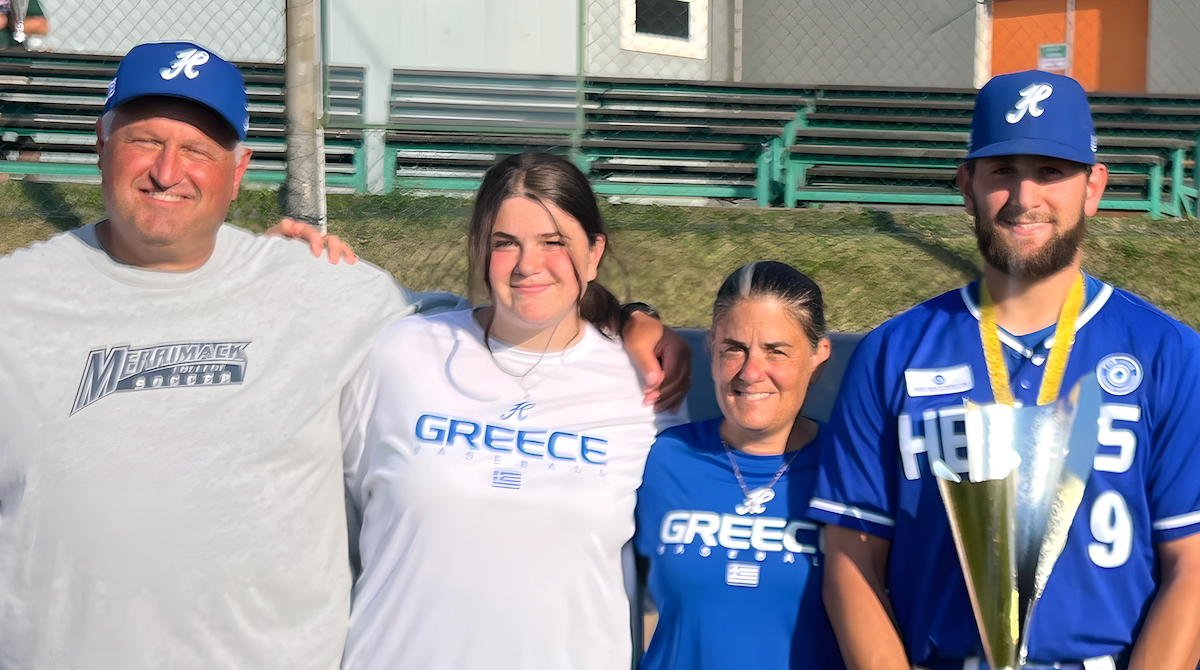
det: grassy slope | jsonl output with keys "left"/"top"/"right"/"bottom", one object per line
{"left": 4, "top": 181, "right": 1200, "bottom": 331}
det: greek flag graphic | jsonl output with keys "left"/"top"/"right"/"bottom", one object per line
{"left": 492, "top": 469, "right": 522, "bottom": 490}
{"left": 725, "top": 562, "right": 760, "bottom": 588}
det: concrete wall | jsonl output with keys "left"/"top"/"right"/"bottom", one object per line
{"left": 1147, "top": 0, "right": 1200, "bottom": 95}
{"left": 740, "top": 0, "right": 977, "bottom": 88}
{"left": 328, "top": 0, "right": 578, "bottom": 124}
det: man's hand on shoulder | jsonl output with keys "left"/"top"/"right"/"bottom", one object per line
{"left": 266, "top": 217, "right": 358, "bottom": 265}
{"left": 621, "top": 310, "right": 691, "bottom": 412}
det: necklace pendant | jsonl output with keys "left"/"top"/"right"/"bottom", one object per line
{"left": 735, "top": 487, "right": 775, "bottom": 515}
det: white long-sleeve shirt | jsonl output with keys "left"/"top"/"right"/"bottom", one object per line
{"left": 340, "top": 308, "right": 685, "bottom": 670}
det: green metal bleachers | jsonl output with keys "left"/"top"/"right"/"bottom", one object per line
{"left": 0, "top": 51, "right": 365, "bottom": 190}
{"left": 385, "top": 70, "right": 578, "bottom": 193}
{"left": 5, "top": 50, "right": 1200, "bottom": 217}
{"left": 791, "top": 86, "right": 1199, "bottom": 216}
{"left": 581, "top": 80, "right": 811, "bottom": 202}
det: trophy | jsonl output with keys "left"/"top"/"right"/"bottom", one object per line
{"left": 930, "top": 373, "right": 1102, "bottom": 669}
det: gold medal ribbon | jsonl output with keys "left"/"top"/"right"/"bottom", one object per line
{"left": 978, "top": 273, "right": 1085, "bottom": 406}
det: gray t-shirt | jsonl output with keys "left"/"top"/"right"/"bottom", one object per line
{"left": 0, "top": 223, "right": 459, "bottom": 669}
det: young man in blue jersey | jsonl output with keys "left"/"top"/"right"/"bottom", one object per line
{"left": 809, "top": 70, "right": 1200, "bottom": 670}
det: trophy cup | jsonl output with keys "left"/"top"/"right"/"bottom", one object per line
{"left": 930, "top": 373, "right": 1102, "bottom": 669}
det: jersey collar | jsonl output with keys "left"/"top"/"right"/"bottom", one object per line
{"left": 959, "top": 275, "right": 1112, "bottom": 360}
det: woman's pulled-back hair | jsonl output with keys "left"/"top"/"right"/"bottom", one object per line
{"left": 712, "top": 260, "right": 826, "bottom": 349}
{"left": 468, "top": 152, "right": 621, "bottom": 336}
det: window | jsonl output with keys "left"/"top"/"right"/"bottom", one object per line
{"left": 636, "top": 0, "right": 690, "bottom": 39}
{"left": 619, "top": 0, "right": 708, "bottom": 60}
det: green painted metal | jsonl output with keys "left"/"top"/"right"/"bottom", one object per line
{"left": 393, "top": 176, "right": 484, "bottom": 191}
{"left": 755, "top": 147, "right": 771, "bottom": 206}
{"left": 591, "top": 182, "right": 755, "bottom": 198}
{"left": 571, "top": 153, "right": 595, "bottom": 176}
{"left": 351, "top": 143, "right": 367, "bottom": 193}
{"left": 790, "top": 190, "right": 964, "bottom": 205}
{"left": 326, "top": 173, "right": 361, "bottom": 187}
{"left": 0, "top": 161, "right": 97, "bottom": 176}
{"left": 383, "top": 145, "right": 399, "bottom": 193}
{"left": 242, "top": 170, "right": 285, "bottom": 183}
{"left": 1149, "top": 162, "right": 1163, "bottom": 219}
{"left": 1170, "top": 147, "right": 1188, "bottom": 216}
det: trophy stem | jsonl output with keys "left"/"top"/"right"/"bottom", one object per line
{"left": 936, "top": 476, "right": 1019, "bottom": 670}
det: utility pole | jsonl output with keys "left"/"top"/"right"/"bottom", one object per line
{"left": 974, "top": 0, "right": 992, "bottom": 89}
{"left": 284, "top": 0, "right": 327, "bottom": 232}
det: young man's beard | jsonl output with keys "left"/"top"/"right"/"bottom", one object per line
{"left": 973, "top": 204, "right": 1087, "bottom": 282}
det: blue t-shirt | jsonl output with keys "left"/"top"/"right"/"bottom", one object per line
{"left": 808, "top": 276, "right": 1200, "bottom": 666}
{"left": 634, "top": 418, "right": 845, "bottom": 670}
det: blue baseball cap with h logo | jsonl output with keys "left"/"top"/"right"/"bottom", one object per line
{"left": 966, "top": 70, "right": 1096, "bottom": 165}
{"left": 103, "top": 41, "right": 249, "bottom": 141}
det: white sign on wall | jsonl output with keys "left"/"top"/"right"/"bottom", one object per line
{"left": 1038, "top": 43, "right": 1069, "bottom": 71}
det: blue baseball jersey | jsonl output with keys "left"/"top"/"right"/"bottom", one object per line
{"left": 809, "top": 276, "right": 1200, "bottom": 666}
{"left": 635, "top": 419, "right": 845, "bottom": 670}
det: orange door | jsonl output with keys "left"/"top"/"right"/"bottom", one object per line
{"left": 991, "top": 0, "right": 1147, "bottom": 93}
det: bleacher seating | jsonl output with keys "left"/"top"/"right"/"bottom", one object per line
{"left": 5, "top": 51, "right": 1200, "bottom": 218}
{"left": 582, "top": 80, "right": 811, "bottom": 203}
{"left": 0, "top": 51, "right": 366, "bottom": 190}
{"left": 792, "top": 87, "right": 1199, "bottom": 216}
{"left": 786, "top": 125, "right": 1191, "bottom": 217}
{"left": 386, "top": 70, "right": 577, "bottom": 193}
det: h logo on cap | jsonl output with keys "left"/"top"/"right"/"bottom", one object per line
{"left": 159, "top": 48, "right": 210, "bottom": 81}
{"left": 1006, "top": 83, "right": 1053, "bottom": 124}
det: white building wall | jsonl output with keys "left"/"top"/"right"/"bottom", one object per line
{"left": 329, "top": 0, "right": 578, "bottom": 124}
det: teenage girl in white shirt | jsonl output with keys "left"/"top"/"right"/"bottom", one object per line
{"left": 339, "top": 153, "right": 685, "bottom": 670}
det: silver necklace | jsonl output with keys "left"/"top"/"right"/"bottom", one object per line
{"left": 480, "top": 309, "right": 569, "bottom": 381}
{"left": 722, "top": 440, "right": 802, "bottom": 515}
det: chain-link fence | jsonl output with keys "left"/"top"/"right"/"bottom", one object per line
{"left": 588, "top": 0, "right": 1200, "bottom": 94}
{"left": 23, "top": 0, "right": 284, "bottom": 62}
{"left": 4, "top": 0, "right": 1200, "bottom": 217}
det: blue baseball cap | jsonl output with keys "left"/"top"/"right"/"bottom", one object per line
{"left": 103, "top": 41, "right": 249, "bottom": 141}
{"left": 966, "top": 70, "right": 1096, "bottom": 165}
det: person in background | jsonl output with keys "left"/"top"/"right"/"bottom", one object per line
{"left": 339, "top": 152, "right": 688, "bottom": 670}
{"left": 634, "top": 260, "right": 845, "bottom": 670}
{"left": 0, "top": 0, "right": 49, "bottom": 49}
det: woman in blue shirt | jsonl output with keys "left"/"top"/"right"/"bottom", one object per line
{"left": 634, "top": 260, "right": 846, "bottom": 670}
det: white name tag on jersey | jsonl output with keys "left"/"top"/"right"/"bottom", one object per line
{"left": 904, "top": 364, "right": 974, "bottom": 397}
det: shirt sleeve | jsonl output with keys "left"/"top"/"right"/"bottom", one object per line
{"left": 634, "top": 436, "right": 676, "bottom": 559}
{"left": 1146, "top": 326, "right": 1200, "bottom": 543}
{"left": 653, "top": 399, "right": 690, "bottom": 434}
{"left": 399, "top": 287, "right": 471, "bottom": 317}
{"left": 807, "top": 330, "right": 898, "bottom": 539}
{"left": 339, "top": 353, "right": 380, "bottom": 574}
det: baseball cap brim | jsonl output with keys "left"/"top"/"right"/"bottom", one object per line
{"left": 108, "top": 91, "right": 244, "bottom": 143}
{"left": 965, "top": 137, "right": 1095, "bottom": 165}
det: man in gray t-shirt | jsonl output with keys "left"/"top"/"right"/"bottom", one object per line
{"left": 0, "top": 41, "right": 685, "bottom": 669}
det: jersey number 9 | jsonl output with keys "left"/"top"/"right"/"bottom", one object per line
{"left": 1087, "top": 490, "right": 1132, "bottom": 568}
